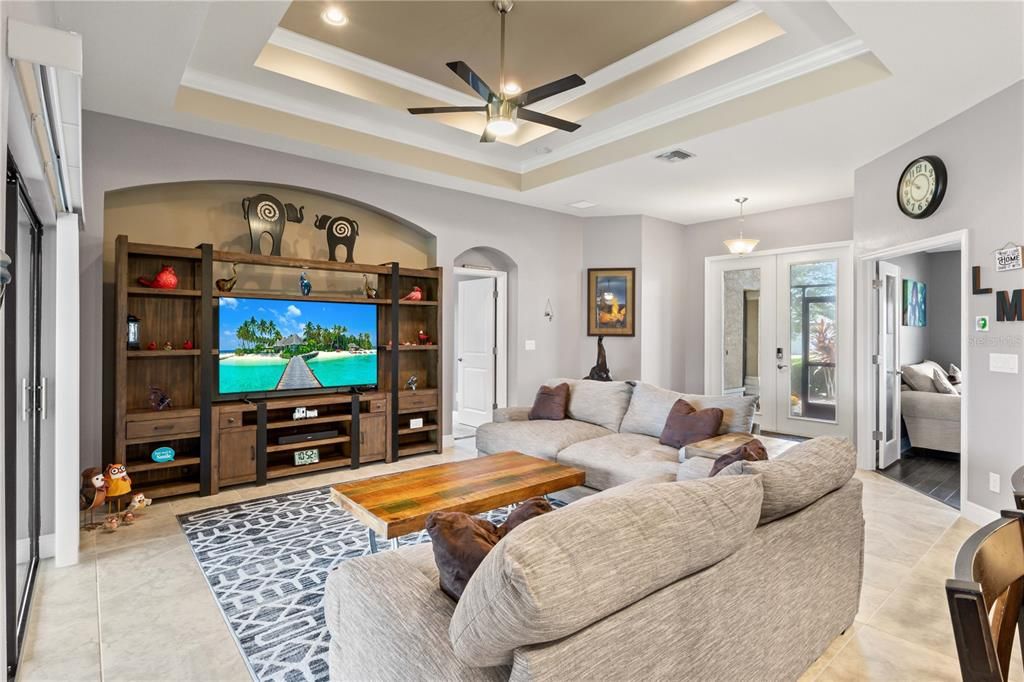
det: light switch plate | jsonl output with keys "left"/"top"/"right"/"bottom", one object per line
{"left": 524, "top": 339, "right": 536, "bottom": 351}
{"left": 990, "top": 472, "right": 1001, "bottom": 494}
{"left": 990, "top": 353, "right": 1020, "bottom": 374}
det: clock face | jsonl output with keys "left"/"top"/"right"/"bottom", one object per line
{"left": 898, "top": 156, "right": 946, "bottom": 218}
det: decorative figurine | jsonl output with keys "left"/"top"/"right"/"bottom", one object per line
{"left": 585, "top": 335, "right": 613, "bottom": 382}
{"left": 103, "top": 515, "right": 120, "bottom": 532}
{"left": 313, "top": 214, "right": 360, "bottom": 263}
{"left": 104, "top": 463, "right": 132, "bottom": 499}
{"left": 417, "top": 329, "right": 430, "bottom": 345}
{"left": 121, "top": 511, "right": 136, "bottom": 525}
{"left": 137, "top": 264, "right": 179, "bottom": 289}
{"left": 299, "top": 272, "right": 312, "bottom": 297}
{"left": 149, "top": 386, "right": 172, "bottom": 411}
{"left": 126, "top": 491, "right": 152, "bottom": 514}
{"left": 146, "top": 341, "right": 157, "bottom": 351}
{"left": 215, "top": 263, "right": 239, "bottom": 292}
{"left": 363, "top": 275, "right": 378, "bottom": 299}
{"left": 182, "top": 340, "right": 194, "bottom": 350}
{"left": 80, "top": 467, "right": 107, "bottom": 529}
{"left": 406, "top": 375, "right": 418, "bottom": 392}
{"left": 163, "top": 341, "right": 174, "bottom": 351}
{"left": 400, "top": 286, "right": 423, "bottom": 302}
{"left": 242, "top": 194, "right": 304, "bottom": 257}
{"left": 127, "top": 315, "right": 141, "bottom": 350}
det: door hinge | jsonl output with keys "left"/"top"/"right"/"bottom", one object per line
{"left": 493, "top": 289, "right": 498, "bottom": 299}
{"left": 872, "top": 430, "right": 883, "bottom": 441}
{"left": 871, "top": 279, "right": 882, "bottom": 289}
{"left": 871, "top": 354, "right": 880, "bottom": 365}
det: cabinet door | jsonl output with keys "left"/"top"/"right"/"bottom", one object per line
{"left": 359, "top": 415, "right": 388, "bottom": 462}
{"left": 219, "top": 428, "right": 257, "bottom": 486}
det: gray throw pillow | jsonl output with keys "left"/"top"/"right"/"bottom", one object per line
{"left": 680, "top": 393, "right": 758, "bottom": 434}
{"left": 932, "top": 368, "right": 958, "bottom": 395}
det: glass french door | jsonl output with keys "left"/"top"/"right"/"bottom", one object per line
{"left": 707, "top": 245, "right": 853, "bottom": 438}
{"left": 876, "top": 261, "right": 902, "bottom": 468}
{"left": 5, "top": 156, "right": 45, "bottom": 676}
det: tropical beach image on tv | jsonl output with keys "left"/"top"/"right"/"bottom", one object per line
{"left": 218, "top": 297, "right": 378, "bottom": 395}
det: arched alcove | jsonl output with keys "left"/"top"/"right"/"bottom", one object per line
{"left": 452, "top": 247, "right": 519, "bottom": 429}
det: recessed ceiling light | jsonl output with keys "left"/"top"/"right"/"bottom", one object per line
{"left": 569, "top": 200, "right": 597, "bottom": 209}
{"left": 322, "top": 6, "right": 347, "bottom": 26}
{"left": 502, "top": 82, "right": 521, "bottom": 95}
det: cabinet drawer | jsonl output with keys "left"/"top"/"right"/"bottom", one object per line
{"left": 399, "top": 391, "right": 437, "bottom": 411}
{"left": 219, "top": 412, "right": 246, "bottom": 430}
{"left": 369, "top": 399, "right": 387, "bottom": 413}
{"left": 126, "top": 415, "right": 200, "bottom": 440}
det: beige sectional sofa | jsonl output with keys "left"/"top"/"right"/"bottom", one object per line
{"left": 325, "top": 436, "right": 864, "bottom": 681}
{"left": 900, "top": 360, "right": 961, "bottom": 453}
{"left": 476, "top": 380, "right": 759, "bottom": 489}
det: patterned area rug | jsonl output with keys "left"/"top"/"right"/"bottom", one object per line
{"left": 178, "top": 486, "right": 536, "bottom": 682}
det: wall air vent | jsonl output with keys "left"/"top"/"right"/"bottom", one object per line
{"left": 655, "top": 149, "right": 696, "bottom": 163}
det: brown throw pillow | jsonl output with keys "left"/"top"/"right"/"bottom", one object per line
{"left": 426, "top": 497, "right": 554, "bottom": 601}
{"left": 659, "top": 399, "right": 724, "bottom": 449}
{"left": 710, "top": 439, "right": 769, "bottom": 476}
{"left": 528, "top": 383, "right": 570, "bottom": 421}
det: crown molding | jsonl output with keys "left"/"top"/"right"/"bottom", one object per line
{"left": 529, "top": 2, "right": 765, "bottom": 114}
{"left": 520, "top": 36, "right": 872, "bottom": 172}
{"left": 268, "top": 27, "right": 482, "bottom": 108}
{"left": 180, "top": 68, "right": 522, "bottom": 173}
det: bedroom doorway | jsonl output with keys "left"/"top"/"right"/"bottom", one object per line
{"left": 858, "top": 231, "right": 966, "bottom": 510}
{"left": 452, "top": 266, "right": 508, "bottom": 433}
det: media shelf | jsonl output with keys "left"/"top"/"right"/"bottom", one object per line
{"left": 112, "top": 236, "right": 442, "bottom": 498}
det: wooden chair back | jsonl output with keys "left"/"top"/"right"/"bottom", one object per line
{"left": 947, "top": 510, "right": 1024, "bottom": 681}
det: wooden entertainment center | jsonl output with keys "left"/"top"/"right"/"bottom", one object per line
{"left": 111, "top": 236, "right": 442, "bottom": 499}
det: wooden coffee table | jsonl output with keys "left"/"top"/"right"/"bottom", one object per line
{"left": 330, "top": 451, "right": 585, "bottom": 552}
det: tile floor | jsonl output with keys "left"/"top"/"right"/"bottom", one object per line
{"left": 16, "top": 439, "right": 1001, "bottom": 681}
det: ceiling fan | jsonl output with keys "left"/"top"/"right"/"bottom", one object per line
{"left": 407, "top": 0, "right": 585, "bottom": 142}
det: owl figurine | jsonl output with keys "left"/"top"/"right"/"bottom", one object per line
{"left": 80, "top": 467, "right": 107, "bottom": 511}
{"left": 104, "top": 463, "right": 132, "bottom": 498}
{"left": 126, "top": 491, "right": 152, "bottom": 514}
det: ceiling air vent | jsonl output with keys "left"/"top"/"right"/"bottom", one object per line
{"left": 655, "top": 149, "right": 696, "bottom": 163}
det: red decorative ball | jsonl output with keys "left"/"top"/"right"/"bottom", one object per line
{"left": 183, "top": 340, "right": 194, "bottom": 350}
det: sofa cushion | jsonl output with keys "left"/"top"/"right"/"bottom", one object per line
{"left": 743, "top": 436, "right": 856, "bottom": 524}
{"left": 902, "top": 360, "right": 945, "bottom": 392}
{"left": 475, "top": 419, "right": 613, "bottom": 458}
{"left": 619, "top": 383, "right": 757, "bottom": 436}
{"left": 932, "top": 368, "right": 958, "bottom": 395}
{"left": 556, "top": 433, "right": 681, "bottom": 490}
{"left": 676, "top": 455, "right": 742, "bottom": 480}
{"left": 659, "top": 400, "right": 723, "bottom": 448}
{"left": 529, "top": 383, "right": 570, "bottom": 420}
{"left": 550, "top": 378, "right": 634, "bottom": 432}
{"left": 448, "top": 475, "right": 765, "bottom": 666}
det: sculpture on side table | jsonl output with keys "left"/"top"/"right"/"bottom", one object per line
{"left": 585, "top": 336, "right": 612, "bottom": 381}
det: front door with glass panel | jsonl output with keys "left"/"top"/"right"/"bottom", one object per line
{"left": 707, "top": 245, "right": 853, "bottom": 438}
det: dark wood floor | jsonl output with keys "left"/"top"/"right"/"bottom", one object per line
{"left": 879, "top": 448, "right": 960, "bottom": 509}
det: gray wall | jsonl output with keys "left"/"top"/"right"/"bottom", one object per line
{"left": 679, "top": 198, "right": 855, "bottom": 393}
{"left": 80, "top": 112, "right": 586, "bottom": 469}
{"left": 854, "top": 80, "right": 1024, "bottom": 514}
{"left": 887, "top": 250, "right": 962, "bottom": 369}
{"left": 640, "top": 216, "right": 687, "bottom": 391}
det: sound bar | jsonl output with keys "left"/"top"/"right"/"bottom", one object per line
{"left": 278, "top": 429, "right": 338, "bottom": 445}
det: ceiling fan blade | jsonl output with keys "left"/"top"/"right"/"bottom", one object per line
{"left": 517, "top": 108, "right": 581, "bottom": 133}
{"left": 446, "top": 61, "right": 497, "bottom": 102}
{"left": 480, "top": 127, "right": 497, "bottom": 143}
{"left": 513, "top": 74, "right": 585, "bottom": 107}
{"left": 408, "top": 106, "right": 487, "bottom": 115}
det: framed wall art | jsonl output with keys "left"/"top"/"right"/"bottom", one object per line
{"left": 902, "top": 278, "right": 927, "bottom": 327}
{"left": 587, "top": 268, "right": 635, "bottom": 337}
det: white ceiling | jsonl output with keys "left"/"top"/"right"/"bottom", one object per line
{"left": 47, "top": 0, "right": 1024, "bottom": 225}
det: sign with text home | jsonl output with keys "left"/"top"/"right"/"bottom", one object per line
{"left": 995, "top": 245, "right": 1023, "bottom": 272}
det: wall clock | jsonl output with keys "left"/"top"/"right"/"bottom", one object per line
{"left": 897, "top": 155, "right": 947, "bottom": 219}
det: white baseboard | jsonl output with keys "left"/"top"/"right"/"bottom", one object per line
{"left": 961, "top": 500, "right": 999, "bottom": 526}
{"left": 17, "top": 533, "right": 56, "bottom": 563}
{"left": 442, "top": 434, "right": 455, "bottom": 449}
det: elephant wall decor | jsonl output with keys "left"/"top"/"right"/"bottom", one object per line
{"left": 242, "top": 193, "right": 304, "bottom": 256}
{"left": 313, "top": 214, "right": 360, "bottom": 263}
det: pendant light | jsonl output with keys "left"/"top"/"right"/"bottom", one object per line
{"left": 723, "top": 197, "right": 759, "bottom": 255}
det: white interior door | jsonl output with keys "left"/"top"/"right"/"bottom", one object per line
{"left": 876, "top": 261, "right": 902, "bottom": 468}
{"left": 705, "top": 255, "right": 778, "bottom": 431}
{"left": 456, "top": 278, "right": 496, "bottom": 428}
{"left": 774, "top": 246, "right": 854, "bottom": 438}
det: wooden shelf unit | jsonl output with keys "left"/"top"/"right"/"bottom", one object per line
{"left": 112, "top": 237, "right": 442, "bottom": 498}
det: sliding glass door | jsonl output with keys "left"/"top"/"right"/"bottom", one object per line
{"left": 5, "top": 157, "right": 45, "bottom": 676}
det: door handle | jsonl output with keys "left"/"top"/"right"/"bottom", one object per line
{"left": 457, "top": 357, "right": 463, "bottom": 362}
{"left": 250, "top": 445, "right": 256, "bottom": 461}
{"left": 777, "top": 364, "right": 788, "bottom": 370}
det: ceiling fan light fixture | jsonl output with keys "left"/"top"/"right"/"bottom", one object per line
{"left": 485, "top": 117, "right": 518, "bottom": 136}
{"left": 321, "top": 6, "right": 347, "bottom": 26}
{"left": 502, "top": 82, "right": 521, "bottom": 95}
{"left": 485, "top": 99, "right": 519, "bottom": 136}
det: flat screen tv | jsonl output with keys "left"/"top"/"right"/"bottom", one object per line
{"left": 217, "top": 296, "right": 378, "bottom": 397}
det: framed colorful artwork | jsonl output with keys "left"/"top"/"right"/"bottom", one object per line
{"left": 587, "top": 268, "right": 635, "bottom": 337}
{"left": 902, "top": 278, "right": 927, "bottom": 327}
